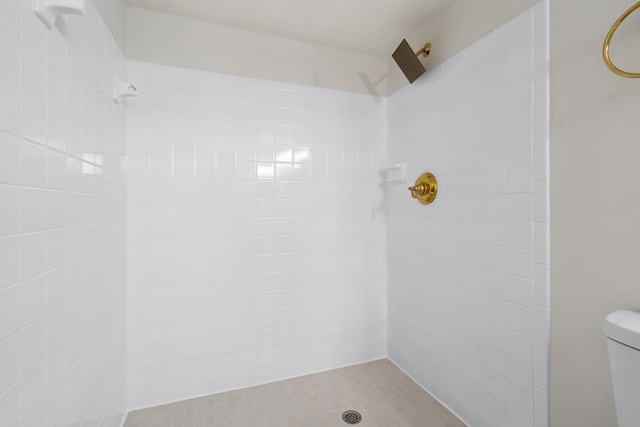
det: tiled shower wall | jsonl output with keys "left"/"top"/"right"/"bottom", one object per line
{"left": 387, "top": 3, "right": 549, "bottom": 427}
{"left": 125, "top": 62, "right": 387, "bottom": 409}
{"left": 0, "top": 1, "right": 127, "bottom": 426}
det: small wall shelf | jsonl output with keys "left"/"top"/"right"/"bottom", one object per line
{"left": 34, "top": 0, "right": 85, "bottom": 29}
{"left": 113, "top": 75, "right": 139, "bottom": 104}
{"left": 378, "top": 162, "right": 407, "bottom": 184}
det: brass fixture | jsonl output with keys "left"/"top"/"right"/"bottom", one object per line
{"left": 415, "top": 43, "right": 432, "bottom": 58}
{"left": 603, "top": 1, "right": 640, "bottom": 78}
{"left": 392, "top": 39, "right": 432, "bottom": 84}
{"left": 408, "top": 172, "right": 438, "bottom": 205}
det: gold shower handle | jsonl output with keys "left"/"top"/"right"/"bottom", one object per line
{"left": 408, "top": 183, "right": 430, "bottom": 196}
{"left": 408, "top": 172, "right": 438, "bottom": 205}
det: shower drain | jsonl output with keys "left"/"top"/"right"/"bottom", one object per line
{"left": 341, "top": 410, "right": 362, "bottom": 424}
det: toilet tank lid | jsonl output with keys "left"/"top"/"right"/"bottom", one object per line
{"left": 604, "top": 310, "right": 640, "bottom": 350}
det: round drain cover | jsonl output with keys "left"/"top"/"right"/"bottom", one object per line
{"left": 341, "top": 410, "right": 362, "bottom": 424}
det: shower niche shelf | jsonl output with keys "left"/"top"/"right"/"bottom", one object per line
{"left": 378, "top": 162, "right": 407, "bottom": 184}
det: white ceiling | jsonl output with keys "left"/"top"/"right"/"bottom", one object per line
{"left": 124, "top": 0, "right": 454, "bottom": 57}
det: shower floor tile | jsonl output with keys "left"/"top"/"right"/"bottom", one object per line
{"left": 124, "top": 359, "right": 466, "bottom": 427}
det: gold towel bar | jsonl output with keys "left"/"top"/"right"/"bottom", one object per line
{"left": 603, "top": 1, "right": 640, "bottom": 78}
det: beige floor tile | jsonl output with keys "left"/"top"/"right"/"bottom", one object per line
{"left": 124, "top": 359, "right": 466, "bottom": 427}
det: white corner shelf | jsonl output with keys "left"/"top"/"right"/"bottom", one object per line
{"left": 378, "top": 162, "right": 407, "bottom": 184}
{"left": 113, "top": 75, "right": 139, "bottom": 104}
{"left": 34, "top": 0, "right": 85, "bottom": 29}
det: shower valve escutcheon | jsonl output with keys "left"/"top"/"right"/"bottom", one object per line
{"left": 408, "top": 172, "right": 438, "bottom": 205}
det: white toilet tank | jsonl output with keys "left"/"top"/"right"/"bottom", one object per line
{"left": 604, "top": 310, "right": 640, "bottom": 427}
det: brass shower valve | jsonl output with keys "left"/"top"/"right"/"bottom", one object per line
{"left": 408, "top": 182, "right": 429, "bottom": 196}
{"left": 408, "top": 172, "right": 438, "bottom": 205}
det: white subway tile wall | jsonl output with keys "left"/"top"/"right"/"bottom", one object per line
{"left": 125, "top": 62, "right": 388, "bottom": 409}
{"left": 0, "top": 0, "right": 128, "bottom": 426}
{"left": 386, "top": 3, "right": 549, "bottom": 427}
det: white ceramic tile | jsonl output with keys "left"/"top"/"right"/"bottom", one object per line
{"left": 387, "top": 6, "right": 548, "bottom": 427}
{"left": 21, "top": 94, "right": 47, "bottom": 145}
{"left": 504, "top": 329, "right": 533, "bottom": 366}
{"left": 507, "top": 410, "right": 535, "bottom": 427}
{"left": 19, "top": 359, "right": 46, "bottom": 423}
{"left": 19, "top": 0, "right": 46, "bottom": 59}
{"left": 483, "top": 221, "right": 507, "bottom": 247}
{"left": 484, "top": 395, "right": 507, "bottom": 427}
{"left": 20, "top": 275, "right": 46, "bottom": 326}
{"left": 0, "top": 132, "right": 20, "bottom": 185}
{"left": 507, "top": 222, "right": 533, "bottom": 250}
{"left": 483, "top": 368, "right": 506, "bottom": 404}
{"left": 174, "top": 360, "right": 197, "bottom": 383}
{"left": 46, "top": 67, "right": 66, "bottom": 115}
{"left": 0, "top": 334, "right": 20, "bottom": 395}
{"left": 45, "top": 269, "right": 65, "bottom": 313}
{"left": 67, "top": 86, "right": 82, "bottom": 126}
{"left": 507, "top": 356, "right": 534, "bottom": 394}
{"left": 45, "top": 29, "right": 66, "bottom": 78}
{"left": 126, "top": 61, "right": 387, "bottom": 409}
{"left": 20, "top": 317, "right": 47, "bottom": 375}
{"left": 0, "top": 236, "right": 20, "bottom": 289}
{"left": 534, "top": 306, "right": 550, "bottom": 349}
{"left": 483, "top": 295, "right": 506, "bottom": 325}
{"left": 533, "top": 181, "right": 549, "bottom": 223}
{"left": 20, "top": 44, "right": 46, "bottom": 103}
{"left": 45, "top": 338, "right": 65, "bottom": 392}
{"left": 534, "top": 388, "right": 550, "bottom": 427}
{"left": 483, "top": 168, "right": 505, "bottom": 194}
{"left": 20, "top": 188, "right": 46, "bottom": 232}
{"left": 482, "top": 246, "right": 507, "bottom": 272}
{"left": 533, "top": 137, "right": 549, "bottom": 181}
{"left": 46, "top": 107, "right": 66, "bottom": 152}
{"left": 506, "top": 194, "right": 533, "bottom": 221}
{"left": 533, "top": 264, "right": 549, "bottom": 307}
{"left": 0, "top": 78, "right": 20, "bottom": 137}
{"left": 533, "top": 222, "right": 549, "bottom": 265}
{"left": 45, "top": 379, "right": 66, "bottom": 426}
{"left": 20, "top": 141, "right": 47, "bottom": 188}
{"left": 484, "top": 195, "right": 506, "bottom": 220}
{"left": 148, "top": 364, "right": 173, "bottom": 388}
{"left": 507, "top": 249, "right": 533, "bottom": 279}
{"left": 22, "top": 401, "right": 45, "bottom": 427}
{"left": 0, "top": 28, "right": 20, "bottom": 90}
{"left": 45, "top": 305, "right": 65, "bottom": 354}
{"left": 0, "top": 3, "right": 128, "bottom": 426}
{"left": 505, "top": 165, "right": 533, "bottom": 194}
{"left": 506, "top": 142, "right": 533, "bottom": 167}
{"left": 507, "top": 304, "right": 534, "bottom": 337}
{"left": 0, "top": 185, "right": 20, "bottom": 236}
{"left": 21, "top": 232, "right": 46, "bottom": 280}
{"left": 507, "top": 383, "right": 534, "bottom": 424}
{"left": 506, "top": 275, "right": 533, "bottom": 308}
{"left": 482, "top": 143, "right": 506, "bottom": 170}
{"left": 533, "top": 346, "right": 549, "bottom": 390}
{"left": 0, "top": 384, "right": 20, "bottom": 427}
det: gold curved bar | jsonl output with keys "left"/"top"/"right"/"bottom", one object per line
{"left": 603, "top": 1, "right": 640, "bottom": 78}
